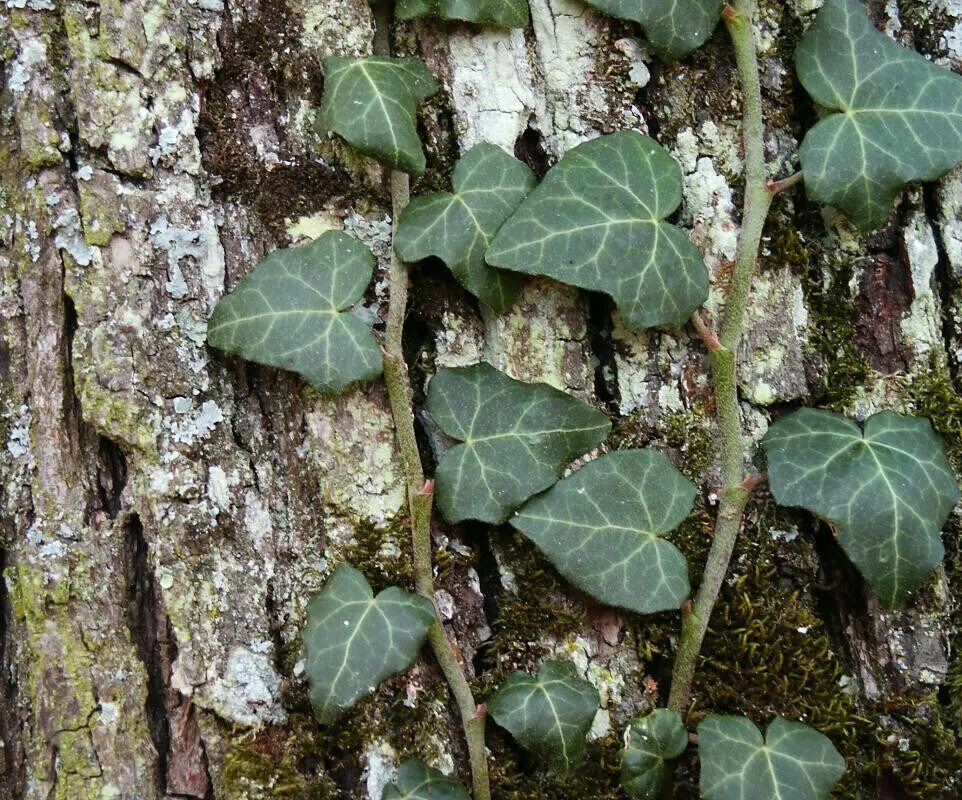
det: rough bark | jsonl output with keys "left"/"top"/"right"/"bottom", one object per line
{"left": 1, "top": 0, "right": 961, "bottom": 798}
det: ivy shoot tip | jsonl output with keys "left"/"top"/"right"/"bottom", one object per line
{"left": 418, "top": 478, "right": 435, "bottom": 496}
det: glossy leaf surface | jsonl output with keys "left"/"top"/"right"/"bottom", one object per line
{"left": 304, "top": 565, "right": 434, "bottom": 724}
{"left": 621, "top": 709, "right": 689, "bottom": 800}
{"left": 582, "top": 0, "right": 723, "bottom": 60}
{"left": 426, "top": 363, "right": 611, "bottom": 524}
{"left": 764, "top": 409, "right": 959, "bottom": 607}
{"left": 486, "top": 131, "right": 709, "bottom": 330}
{"left": 208, "top": 231, "right": 382, "bottom": 394}
{"left": 396, "top": 0, "right": 528, "bottom": 27}
{"left": 512, "top": 450, "right": 694, "bottom": 613}
{"left": 796, "top": 0, "right": 962, "bottom": 228}
{"left": 381, "top": 760, "right": 470, "bottom": 800}
{"left": 395, "top": 143, "right": 536, "bottom": 311}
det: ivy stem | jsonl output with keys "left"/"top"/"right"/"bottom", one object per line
{"left": 667, "top": 0, "right": 773, "bottom": 716}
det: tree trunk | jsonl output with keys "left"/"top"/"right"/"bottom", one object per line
{"left": 1, "top": 0, "right": 961, "bottom": 798}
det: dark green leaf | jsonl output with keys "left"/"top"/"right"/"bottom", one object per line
{"left": 796, "top": 0, "right": 962, "bottom": 228}
{"left": 698, "top": 715, "right": 845, "bottom": 800}
{"left": 764, "top": 409, "right": 959, "bottom": 607}
{"left": 621, "top": 709, "right": 689, "bottom": 800}
{"left": 304, "top": 565, "right": 434, "bottom": 724}
{"left": 396, "top": 0, "right": 528, "bottom": 28}
{"left": 394, "top": 143, "right": 535, "bottom": 311}
{"left": 208, "top": 230, "right": 382, "bottom": 394}
{"left": 512, "top": 450, "right": 693, "bottom": 613}
{"left": 488, "top": 660, "right": 598, "bottom": 772}
{"left": 582, "top": 0, "right": 723, "bottom": 60}
{"left": 381, "top": 760, "right": 470, "bottom": 800}
{"left": 486, "top": 131, "right": 709, "bottom": 330}
{"left": 319, "top": 56, "right": 439, "bottom": 174}
{"left": 426, "top": 362, "right": 611, "bottom": 524}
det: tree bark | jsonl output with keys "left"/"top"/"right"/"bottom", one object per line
{"left": 1, "top": 1, "right": 961, "bottom": 798}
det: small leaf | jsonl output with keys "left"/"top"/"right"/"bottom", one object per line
{"left": 488, "top": 660, "right": 598, "bottom": 772}
{"left": 208, "top": 230, "right": 382, "bottom": 394}
{"left": 796, "top": 0, "right": 962, "bottom": 229}
{"left": 395, "top": 143, "right": 536, "bottom": 311}
{"left": 698, "top": 715, "right": 845, "bottom": 800}
{"left": 381, "top": 760, "right": 470, "bottom": 800}
{"left": 426, "top": 362, "right": 611, "bottom": 524}
{"left": 304, "top": 565, "right": 434, "bottom": 724}
{"left": 621, "top": 709, "right": 689, "bottom": 800}
{"left": 582, "top": 0, "right": 723, "bottom": 60}
{"left": 764, "top": 409, "right": 959, "bottom": 608}
{"left": 396, "top": 0, "right": 528, "bottom": 28}
{"left": 319, "top": 56, "right": 439, "bottom": 174}
{"left": 512, "top": 450, "right": 694, "bottom": 613}
{"left": 486, "top": 131, "right": 709, "bottom": 330}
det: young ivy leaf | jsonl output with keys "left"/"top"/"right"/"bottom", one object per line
{"left": 207, "top": 230, "right": 382, "bottom": 395}
{"left": 394, "top": 143, "right": 536, "bottom": 312}
{"left": 488, "top": 660, "right": 599, "bottom": 773}
{"left": 304, "top": 565, "right": 434, "bottom": 724}
{"left": 486, "top": 131, "right": 709, "bottom": 330}
{"left": 621, "top": 709, "right": 689, "bottom": 800}
{"left": 426, "top": 362, "right": 611, "bottom": 524}
{"left": 582, "top": 0, "right": 723, "bottom": 61}
{"left": 318, "top": 56, "right": 439, "bottom": 175}
{"left": 698, "top": 716, "right": 845, "bottom": 800}
{"left": 396, "top": 0, "right": 528, "bottom": 28}
{"left": 763, "top": 409, "right": 959, "bottom": 608}
{"left": 512, "top": 450, "right": 694, "bottom": 614}
{"left": 381, "top": 760, "right": 470, "bottom": 800}
{"left": 796, "top": 0, "right": 962, "bottom": 229}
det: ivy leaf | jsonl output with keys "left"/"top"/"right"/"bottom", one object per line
{"left": 208, "top": 230, "right": 382, "bottom": 395}
{"left": 304, "top": 565, "right": 434, "bottom": 724}
{"left": 486, "top": 131, "right": 709, "bottom": 330}
{"left": 394, "top": 143, "right": 536, "bottom": 312}
{"left": 763, "top": 409, "right": 959, "bottom": 608}
{"left": 796, "top": 0, "right": 962, "bottom": 229}
{"left": 488, "top": 660, "right": 598, "bottom": 772}
{"left": 319, "top": 56, "right": 439, "bottom": 174}
{"left": 621, "top": 709, "right": 689, "bottom": 800}
{"left": 426, "top": 362, "right": 611, "bottom": 524}
{"left": 698, "top": 716, "right": 845, "bottom": 800}
{"left": 582, "top": 0, "right": 723, "bottom": 61}
{"left": 382, "top": 760, "right": 470, "bottom": 800}
{"left": 396, "top": 0, "right": 528, "bottom": 28}
{"left": 512, "top": 450, "right": 694, "bottom": 614}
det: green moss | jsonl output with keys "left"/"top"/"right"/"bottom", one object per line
{"left": 905, "top": 358, "right": 962, "bottom": 471}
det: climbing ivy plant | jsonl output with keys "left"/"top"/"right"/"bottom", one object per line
{"left": 206, "top": 0, "right": 962, "bottom": 797}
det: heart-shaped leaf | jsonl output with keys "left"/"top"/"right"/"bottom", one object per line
{"left": 382, "top": 760, "right": 470, "bottom": 800}
{"left": 764, "top": 409, "right": 959, "bottom": 607}
{"left": 396, "top": 0, "right": 528, "bottom": 28}
{"left": 426, "top": 362, "right": 611, "bottom": 524}
{"left": 796, "top": 0, "right": 962, "bottom": 229}
{"left": 698, "top": 716, "right": 845, "bottom": 800}
{"left": 512, "top": 450, "right": 694, "bottom": 614}
{"left": 582, "top": 0, "right": 723, "bottom": 60}
{"left": 319, "top": 56, "right": 439, "bottom": 174}
{"left": 208, "top": 230, "right": 382, "bottom": 394}
{"left": 488, "top": 660, "right": 599, "bottom": 772}
{"left": 304, "top": 565, "right": 434, "bottom": 724}
{"left": 486, "top": 131, "right": 709, "bottom": 330}
{"left": 394, "top": 143, "right": 536, "bottom": 312}
{"left": 621, "top": 709, "right": 689, "bottom": 800}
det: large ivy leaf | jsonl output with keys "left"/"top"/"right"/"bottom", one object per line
{"left": 763, "top": 409, "right": 959, "bottom": 607}
{"left": 486, "top": 131, "right": 709, "bottom": 330}
{"left": 512, "top": 450, "right": 694, "bottom": 614}
{"left": 304, "top": 565, "right": 434, "bottom": 724}
{"left": 796, "top": 0, "right": 962, "bottom": 229}
{"left": 382, "top": 760, "right": 470, "bottom": 800}
{"left": 396, "top": 0, "right": 528, "bottom": 28}
{"left": 488, "top": 660, "right": 599, "bottom": 772}
{"left": 582, "top": 0, "right": 723, "bottom": 60}
{"left": 208, "top": 230, "right": 382, "bottom": 394}
{"left": 394, "top": 143, "right": 535, "bottom": 312}
{"left": 426, "top": 363, "right": 611, "bottom": 524}
{"left": 319, "top": 56, "right": 439, "bottom": 174}
{"left": 621, "top": 709, "right": 689, "bottom": 800}
{"left": 698, "top": 716, "right": 845, "bottom": 800}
